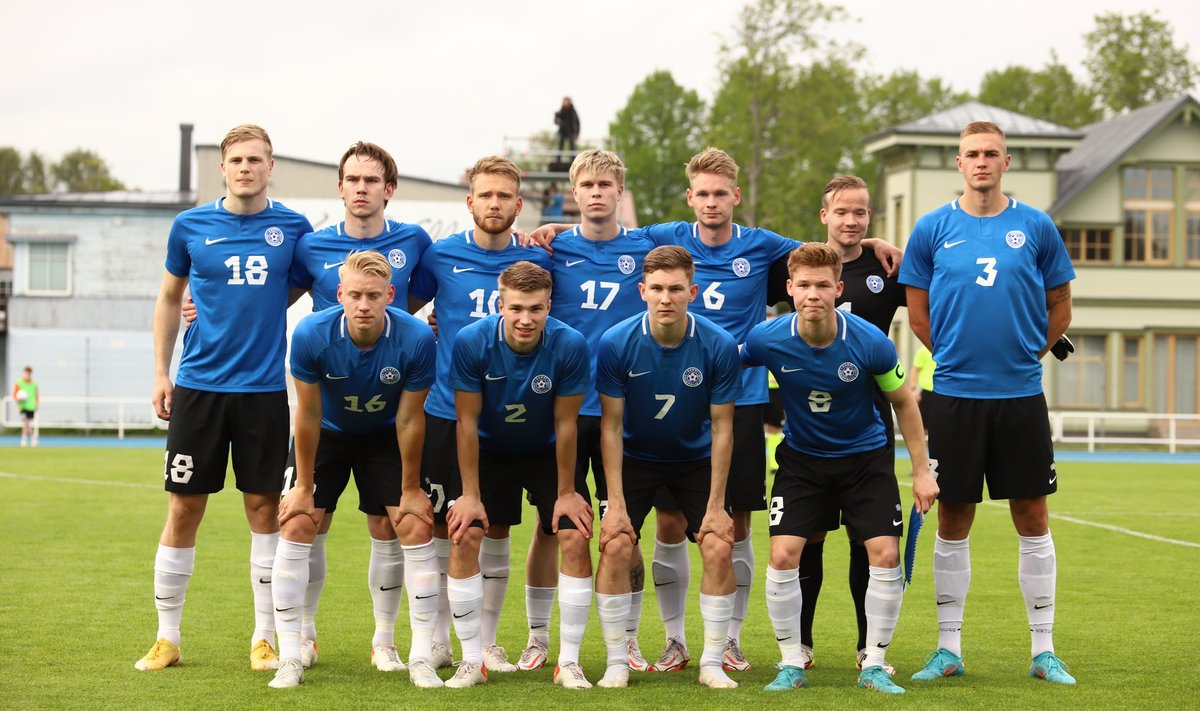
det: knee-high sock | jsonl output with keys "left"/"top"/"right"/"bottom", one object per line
{"left": 698, "top": 592, "right": 733, "bottom": 668}
{"left": 848, "top": 539, "right": 870, "bottom": 651}
{"left": 303, "top": 533, "right": 327, "bottom": 642}
{"left": 272, "top": 538, "right": 311, "bottom": 662}
{"left": 479, "top": 536, "right": 510, "bottom": 649}
{"left": 525, "top": 586, "right": 555, "bottom": 645}
{"left": 433, "top": 537, "right": 451, "bottom": 648}
{"left": 797, "top": 539, "right": 824, "bottom": 648}
{"left": 861, "top": 564, "right": 903, "bottom": 669}
{"left": 766, "top": 565, "right": 805, "bottom": 668}
{"left": 627, "top": 589, "right": 644, "bottom": 640}
{"left": 448, "top": 573, "right": 484, "bottom": 664}
{"left": 596, "top": 593, "right": 631, "bottom": 668}
{"left": 557, "top": 573, "right": 592, "bottom": 665}
{"left": 933, "top": 534, "right": 971, "bottom": 656}
{"left": 368, "top": 537, "right": 404, "bottom": 647}
{"left": 652, "top": 538, "right": 690, "bottom": 646}
{"left": 1019, "top": 532, "right": 1057, "bottom": 657}
{"left": 403, "top": 540, "right": 440, "bottom": 661}
{"left": 153, "top": 544, "right": 194, "bottom": 646}
{"left": 250, "top": 532, "right": 279, "bottom": 645}
{"left": 729, "top": 535, "right": 754, "bottom": 641}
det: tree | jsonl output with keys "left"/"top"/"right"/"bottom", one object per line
{"left": 1084, "top": 11, "right": 1199, "bottom": 114}
{"left": 23, "top": 151, "right": 51, "bottom": 194}
{"left": 0, "top": 147, "right": 23, "bottom": 195}
{"left": 51, "top": 148, "right": 126, "bottom": 192}
{"left": 609, "top": 70, "right": 706, "bottom": 225}
{"left": 864, "top": 69, "right": 971, "bottom": 134}
{"left": 979, "top": 54, "right": 1101, "bottom": 127}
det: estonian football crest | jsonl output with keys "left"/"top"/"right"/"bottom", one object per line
{"left": 866, "top": 275, "right": 884, "bottom": 293}
{"left": 379, "top": 367, "right": 401, "bottom": 385}
{"left": 682, "top": 367, "right": 704, "bottom": 387}
{"left": 732, "top": 258, "right": 751, "bottom": 277}
{"left": 618, "top": 255, "right": 636, "bottom": 275}
{"left": 531, "top": 374, "right": 553, "bottom": 394}
{"left": 388, "top": 249, "right": 406, "bottom": 269}
{"left": 1005, "top": 230, "right": 1026, "bottom": 249}
{"left": 264, "top": 226, "right": 285, "bottom": 246}
{"left": 837, "top": 362, "right": 860, "bottom": 382}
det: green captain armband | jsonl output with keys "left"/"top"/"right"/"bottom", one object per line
{"left": 874, "top": 360, "right": 905, "bottom": 393}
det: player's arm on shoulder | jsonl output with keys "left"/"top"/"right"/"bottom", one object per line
{"left": 524, "top": 223, "right": 572, "bottom": 252}
{"left": 862, "top": 238, "right": 903, "bottom": 276}
{"left": 905, "top": 287, "right": 932, "bottom": 351}
{"left": 152, "top": 270, "right": 189, "bottom": 420}
{"left": 1040, "top": 281, "right": 1073, "bottom": 359}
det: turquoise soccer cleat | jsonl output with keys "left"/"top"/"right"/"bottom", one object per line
{"left": 763, "top": 664, "right": 807, "bottom": 691}
{"left": 1030, "top": 651, "right": 1076, "bottom": 685}
{"left": 911, "top": 648, "right": 965, "bottom": 680}
{"left": 858, "top": 665, "right": 905, "bottom": 694}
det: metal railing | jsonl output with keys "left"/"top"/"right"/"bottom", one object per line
{"left": 2, "top": 396, "right": 165, "bottom": 438}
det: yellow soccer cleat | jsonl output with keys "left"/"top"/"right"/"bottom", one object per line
{"left": 250, "top": 639, "right": 280, "bottom": 671}
{"left": 135, "top": 638, "right": 181, "bottom": 671}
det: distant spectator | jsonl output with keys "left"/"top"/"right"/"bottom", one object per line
{"left": 555, "top": 97, "right": 580, "bottom": 159}
{"left": 542, "top": 183, "right": 564, "bottom": 221}
{"left": 12, "top": 365, "right": 38, "bottom": 447}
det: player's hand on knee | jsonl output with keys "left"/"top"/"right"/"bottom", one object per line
{"left": 599, "top": 509, "right": 634, "bottom": 553}
{"left": 447, "top": 495, "right": 486, "bottom": 543}
{"left": 698, "top": 508, "right": 734, "bottom": 547}
{"left": 552, "top": 493, "right": 593, "bottom": 537}
{"left": 396, "top": 490, "right": 435, "bottom": 528}
{"left": 278, "top": 486, "right": 316, "bottom": 526}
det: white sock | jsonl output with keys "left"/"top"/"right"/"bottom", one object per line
{"left": 369, "top": 537, "right": 404, "bottom": 648}
{"left": 525, "top": 586, "right": 555, "bottom": 645}
{"left": 433, "top": 537, "right": 451, "bottom": 647}
{"left": 765, "top": 565, "right": 805, "bottom": 667}
{"left": 1019, "top": 532, "right": 1057, "bottom": 657}
{"left": 250, "top": 532, "right": 279, "bottom": 645}
{"left": 557, "top": 573, "right": 592, "bottom": 665}
{"left": 862, "top": 564, "right": 904, "bottom": 669}
{"left": 448, "top": 573, "right": 484, "bottom": 664}
{"left": 153, "top": 545, "right": 194, "bottom": 646}
{"left": 627, "top": 589, "right": 644, "bottom": 641}
{"left": 272, "top": 538, "right": 311, "bottom": 661}
{"left": 730, "top": 535, "right": 754, "bottom": 641}
{"left": 698, "top": 592, "right": 733, "bottom": 668}
{"left": 596, "top": 593, "right": 631, "bottom": 667}
{"left": 652, "top": 538, "right": 690, "bottom": 646}
{"left": 932, "top": 534, "right": 971, "bottom": 657}
{"left": 479, "top": 536, "right": 510, "bottom": 648}
{"left": 403, "top": 540, "right": 440, "bottom": 661}
{"left": 302, "top": 533, "right": 327, "bottom": 642}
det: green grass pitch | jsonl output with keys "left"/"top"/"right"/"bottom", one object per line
{"left": 1, "top": 448, "right": 1197, "bottom": 709}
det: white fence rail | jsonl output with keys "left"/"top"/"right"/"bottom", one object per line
{"left": 2, "top": 396, "right": 165, "bottom": 438}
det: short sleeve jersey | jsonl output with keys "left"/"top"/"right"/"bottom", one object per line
{"left": 742, "top": 310, "right": 904, "bottom": 457}
{"left": 450, "top": 314, "right": 590, "bottom": 453}
{"left": 837, "top": 244, "right": 906, "bottom": 334}
{"left": 290, "top": 219, "right": 432, "bottom": 310}
{"left": 165, "top": 198, "right": 313, "bottom": 392}
{"left": 546, "top": 225, "right": 656, "bottom": 417}
{"left": 643, "top": 221, "right": 798, "bottom": 406}
{"left": 898, "top": 198, "right": 1075, "bottom": 398}
{"left": 408, "top": 230, "right": 554, "bottom": 420}
{"left": 289, "top": 305, "right": 436, "bottom": 435}
{"left": 596, "top": 312, "right": 742, "bottom": 462}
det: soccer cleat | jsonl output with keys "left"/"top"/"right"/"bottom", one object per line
{"left": 300, "top": 639, "right": 319, "bottom": 669}
{"left": 626, "top": 638, "right": 651, "bottom": 672}
{"left": 911, "top": 648, "right": 965, "bottom": 680}
{"left": 859, "top": 665, "right": 905, "bottom": 694}
{"left": 407, "top": 658, "right": 444, "bottom": 688}
{"left": 798, "top": 644, "right": 815, "bottom": 670}
{"left": 445, "top": 660, "right": 488, "bottom": 688}
{"left": 267, "top": 658, "right": 304, "bottom": 689}
{"left": 697, "top": 664, "right": 738, "bottom": 689}
{"left": 721, "top": 637, "right": 752, "bottom": 672}
{"left": 430, "top": 641, "right": 455, "bottom": 669}
{"left": 1030, "top": 652, "right": 1076, "bottom": 685}
{"left": 553, "top": 661, "right": 592, "bottom": 689}
{"left": 134, "top": 638, "right": 181, "bottom": 671}
{"left": 250, "top": 639, "right": 280, "bottom": 671}
{"left": 371, "top": 644, "right": 406, "bottom": 672}
{"left": 597, "top": 663, "right": 630, "bottom": 688}
{"left": 651, "top": 637, "right": 690, "bottom": 672}
{"left": 482, "top": 644, "right": 517, "bottom": 672}
{"left": 764, "top": 664, "right": 807, "bottom": 691}
{"left": 517, "top": 638, "right": 549, "bottom": 671}
{"left": 856, "top": 649, "right": 895, "bottom": 676}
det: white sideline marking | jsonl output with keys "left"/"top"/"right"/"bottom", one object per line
{"left": 0, "top": 470, "right": 159, "bottom": 490}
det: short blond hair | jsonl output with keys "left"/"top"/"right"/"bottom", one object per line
{"left": 221, "top": 124, "right": 272, "bottom": 159}
{"left": 685, "top": 147, "right": 739, "bottom": 183}
{"left": 960, "top": 121, "right": 1006, "bottom": 146}
{"left": 568, "top": 149, "right": 626, "bottom": 188}
{"left": 339, "top": 250, "right": 392, "bottom": 283}
{"left": 643, "top": 245, "right": 694, "bottom": 282}
{"left": 787, "top": 242, "right": 842, "bottom": 282}
{"left": 499, "top": 261, "right": 553, "bottom": 295}
{"left": 821, "top": 175, "right": 869, "bottom": 208}
{"left": 468, "top": 155, "right": 522, "bottom": 192}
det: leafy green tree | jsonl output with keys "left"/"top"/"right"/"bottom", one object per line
{"left": 52, "top": 148, "right": 127, "bottom": 192}
{"left": 23, "top": 151, "right": 51, "bottom": 194}
{"left": 864, "top": 69, "right": 972, "bottom": 134}
{"left": 609, "top": 70, "right": 706, "bottom": 225}
{"left": 979, "top": 54, "right": 1101, "bottom": 127}
{"left": 1084, "top": 11, "right": 1199, "bottom": 114}
{"left": 0, "top": 147, "right": 23, "bottom": 194}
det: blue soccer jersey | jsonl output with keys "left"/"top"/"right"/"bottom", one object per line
{"left": 547, "top": 226, "right": 656, "bottom": 417}
{"left": 741, "top": 310, "right": 903, "bottom": 457}
{"left": 643, "top": 221, "right": 799, "bottom": 406}
{"left": 898, "top": 198, "right": 1076, "bottom": 398}
{"left": 289, "top": 305, "right": 436, "bottom": 435}
{"left": 409, "top": 230, "right": 554, "bottom": 420}
{"left": 290, "top": 219, "right": 432, "bottom": 311}
{"left": 165, "top": 198, "right": 313, "bottom": 392}
{"left": 597, "top": 312, "right": 742, "bottom": 462}
{"left": 450, "top": 314, "right": 590, "bottom": 453}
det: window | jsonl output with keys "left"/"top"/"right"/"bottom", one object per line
{"left": 1153, "top": 334, "right": 1199, "bottom": 414}
{"left": 1054, "top": 334, "right": 1106, "bottom": 408}
{"left": 1123, "top": 167, "right": 1174, "bottom": 264}
{"left": 1060, "top": 228, "right": 1112, "bottom": 263}
{"left": 21, "top": 242, "right": 72, "bottom": 295}
{"left": 1187, "top": 169, "right": 1200, "bottom": 264}
{"left": 1121, "top": 336, "right": 1144, "bottom": 409}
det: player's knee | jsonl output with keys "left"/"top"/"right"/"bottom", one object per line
{"left": 366, "top": 514, "right": 395, "bottom": 540}
{"left": 165, "top": 494, "right": 206, "bottom": 529}
{"left": 655, "top": 509, "right": 688, "bottom": 542}
{"left": 556, "top": 530, "right": 592, "bottom": 573}
{"left": 283, "top": 515, "right": 317, "bottom": 542}
{"left": 602, "top": 534, "right": 633, "bottom": 565}
{"left": 699, "top": 535, "right": 732, "bottom": 565}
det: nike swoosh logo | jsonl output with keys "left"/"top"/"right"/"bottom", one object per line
{"left": 531, "top": 624, "right": 547, "bottom": 629}
{"left": 323, "top": 261, "right": 344, "bottom": 270}
{"left": 565, "top": 259, "right": 586, "bottom": 267}
{"left": 276, "top": 607, "right": 294, "bottom": 612}
{"left": 380, "top": 585, "right": 402, "bottom": 591}
{"left": 481, "top": 574, "right": 507, "bottom": 580}
{"left": 325, "top": 374, "right": 349, "bottom": 380}
{"left": 893, "top": 519, "right": 903, "bottom": 526}
{"left": 1048, "top": 475, "right": 1057, "bottom": 484}
{"left": 155, "top": 595, "right": 173, "bottom": 600}
{"left": 452, "top": 611, "right": 472, "bottom": 619}
{"left": 628, "top": 370, "right": 651, "bottom": 378}
{"left": 936, "top": 600, "right": 953, "bottom": 606}
{"left": 259, "top": 578, "right": 271, "bottom": 584}
{"left": 484, "top": 374, "right": 506, "bottom": 381}
{"left": 780, "top": 366, "right": 803, "bottom": 373}
{"left": 735, "top": 584, "right": 749, "bottom": 588}
{"left": 452, "top": 266, "right": 475, "bottom": 273}
{"left": 942, "top": 240, "right": 966, "bottom": 249}
{"left": 205, "top": 237, "right": 228, "bottom": 245}
{"left": 1034, "top": 603, "right": 1053, "bottom": 610}
{"left": 416, "top": 594, "right": 437, "bottom": 600}
{"left": 876, "top": 642, "right": 890, "bottom": 648}
{"left": 653, "top": 581, "right": 673, "bottom": 587}
{"left": 775, "top": 636, "right": 791, "bottom": 642}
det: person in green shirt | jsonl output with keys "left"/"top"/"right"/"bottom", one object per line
{"left": 12, "top": 366, "right": 39, "bottom": 447}
{"left": 910, "top": 346, "right": 936, "bottom": 428}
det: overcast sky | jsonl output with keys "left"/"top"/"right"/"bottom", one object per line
{"left": 2, "top": 0, "right": 1197, "bottom": 192}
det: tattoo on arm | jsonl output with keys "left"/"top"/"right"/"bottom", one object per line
{"left": 1048, "top": 283, "right": 1071, "bottom": 307}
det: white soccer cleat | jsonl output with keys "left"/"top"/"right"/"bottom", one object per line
{"left": 430, "top": 641, "right": 455, "bottom": 669}
{"left": 372, "top": 644, "right": 406, "bottom": 672}
{"left": 482, "top": 644, "right": 517, "bottom": 672}
{"left": 267, "top": 658, "right": 304, "bottom": 689}
{"left": 626, "top": 637, "right": 651, "bottom": 672}
{"left": 518, "top": 638, "right": 549, "bottom": 671}
{"left": 856, "top": 648, "right": 894, "bottom": 676}
{"left": 597, "top": 663, "right": 630, "bottom": 688}
{"left": 721, "top": 637, "right": 752, "bottom": 672}
{"left": 407, "top": 658, "right": 445, "bottom": 688}
{"left": 697, "top": 664, "right": 738, "bottom": 689}
{"left": 799, "top": 644, "right": 815, "bottom": 670}
{"left": 652, "top": 637, "right": 690, "bottom": 672}
{"left": 553, "top": 661, "right": 592, "bottom": 689}
{"left": 300, "top": 639, "right": 318, "bottom": 669}
{"left": 444, "top": 660, "right": 488, "bottom": 688}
